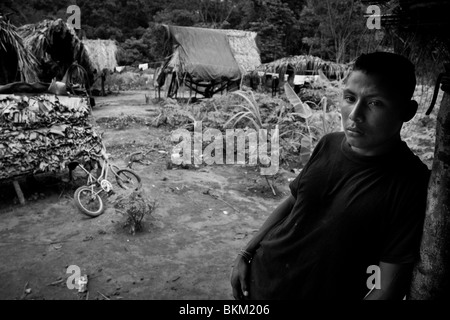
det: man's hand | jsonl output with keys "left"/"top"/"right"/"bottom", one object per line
{"left": 231, "top": 255, "right": 251, "bottom": 300}
{"left": 441, "top": 74, "right": 450, "bottom": 92}
{"left": 230, "top": 195, "right": 295, "bottom": 300}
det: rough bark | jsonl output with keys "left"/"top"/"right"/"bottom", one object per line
{"left": 409, "top": 91, "right": 450, "bottom": 300}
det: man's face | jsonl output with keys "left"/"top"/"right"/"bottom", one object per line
{"left": 340, "top": 71, "right": 407, "bottom": 156}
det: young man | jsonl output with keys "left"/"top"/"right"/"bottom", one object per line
{"left": 230, "top": 52, "right": 430, "bottom": 300}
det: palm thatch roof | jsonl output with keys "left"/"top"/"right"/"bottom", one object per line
{"left": 17, "top": 19, "right": 95, "bottom": 83}
{"left": 81, "top": 39, "right": 119, "bottom": 72}
{"left": 0, "top": 15, "right": 39, "bottom": 84}
{"left": 255, "top": 55, "right": 349, "bottom": 79}
{"left": 222, "top": 29, "right": 261, "bottom": 74}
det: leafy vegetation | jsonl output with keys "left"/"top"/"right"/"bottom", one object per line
{"left": 113, "top": 189, "right": 156, "bottom": 235}
{"left": 1, "top": 0, "right": 389, "bottom": 67}
{"left": 151, "top": 86, "right": 342, "bottom": 170}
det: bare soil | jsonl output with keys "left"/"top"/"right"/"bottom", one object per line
{"left": 0, "top": 90, "right": 297, "bottom": 300}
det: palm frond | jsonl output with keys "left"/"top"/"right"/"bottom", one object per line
{"left": 0, "top": 16, "right": 39, "bottom": 83}
{"left": 17, "top": 19, "right": 95, "bottom": 82}
{"left": 255, "top": 55, "right": 349, "bottom": 79}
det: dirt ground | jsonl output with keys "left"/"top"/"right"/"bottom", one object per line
{"left": 0, "top": 90, "right": 298, "bottom": 300}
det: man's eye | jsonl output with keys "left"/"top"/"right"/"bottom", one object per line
{"left": 368, "top": 100, "right": 383, "bottom": 107}
{"left": 344, "top": 96, "right": 355, "bottom": 103}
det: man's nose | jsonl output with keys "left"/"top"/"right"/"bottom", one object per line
{"left": 348, "top": 100, "right": 365, "bottom": 123}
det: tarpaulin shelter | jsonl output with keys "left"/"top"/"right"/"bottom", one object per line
{"left": 160, "top": 25, "right": 243, "bottom": 98}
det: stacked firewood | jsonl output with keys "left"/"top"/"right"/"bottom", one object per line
{"left": 0, "top": 94, "right": 102, "bottom": 180}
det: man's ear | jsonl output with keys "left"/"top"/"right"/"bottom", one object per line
{"left": 403, "top": 100, "right": 418, "bottom": 122}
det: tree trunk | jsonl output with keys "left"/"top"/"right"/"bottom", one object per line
{"left": 409, "top": 87, "right": 450, "bottom": 300}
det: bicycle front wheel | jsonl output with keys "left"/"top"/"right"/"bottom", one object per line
{"left": 116, "top": 169, "right": 142, "bottom": 190}
{"left": 74, "top": 186, "right": 105, "bottom": 217}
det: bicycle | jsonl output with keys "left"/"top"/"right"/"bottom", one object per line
{"left": 72, "top": 143, "right": 142, "bottom": 217}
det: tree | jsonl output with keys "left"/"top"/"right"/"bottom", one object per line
{"left": 281, "top": 0, "right": 306, "bottom": 17}
{"left": 298, "top": 0, "right": 370, "bottom": 63}
{"left": 196, "top": 0, "right": 240, "bottom": 28}
{"left": 116, "top": 37, "right": 148, "bottom": 66}
{"left": 0, "top": 0, "right": 71, "bottom": 25}
{"left": 246, "top": 0, "right": 296, "bottom": 62}
{"left": 116, "top": 24, "right": 167, "bottom": 66}
{"left": 154, "top": 9, "right": 199, "bottom": 26}
{"left": 409, "top": 72, "right": 450, "bottom": 300}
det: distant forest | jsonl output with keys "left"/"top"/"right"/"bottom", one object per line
{"left": 1, "top": 0, "right": 384, "bottom": 66}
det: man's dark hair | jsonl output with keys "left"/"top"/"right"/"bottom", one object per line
{"left": 351, "top": 52, "right": 416, "bottom": 100}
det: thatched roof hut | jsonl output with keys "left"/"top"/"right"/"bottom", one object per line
{"left": 18, "top": 19, "right": 95, "bottom": 84}
{"left": 82, "top": 39, "right": 119, "bottom": 73}
{"left": 0, "top": 15, "right": 39, "bottom": 85}
{"left": 223, "top": 29, "right": 261, "bottom": 74}
{"left": 256, "top": 55, "right": 349, "bottom": 80}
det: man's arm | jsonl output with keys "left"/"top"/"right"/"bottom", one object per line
{"left": 364, "top": 261, "right": 414, "bottom": 300}
{"left": 231, "top": 194, "right": 296, "bottom": 299}
{"left": 243, "top": 194, "right": 296, "bottom": 253}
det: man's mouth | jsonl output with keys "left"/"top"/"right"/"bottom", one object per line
{"left": 346, "top": 127, "right": 364, "bottom": 135}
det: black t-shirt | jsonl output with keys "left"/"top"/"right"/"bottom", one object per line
{"left": 248, "top": 132, "right": 430, "bottom": 300}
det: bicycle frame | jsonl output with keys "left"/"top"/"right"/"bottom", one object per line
{"left": 76, "top": 153, "right": 120, "bottom": 193}
{"left": 72, "top": 143, "right": 142, "bottom": 218}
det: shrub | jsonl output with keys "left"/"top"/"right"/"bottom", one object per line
{"left": 113, "top": 190, "right": 156, "bottom": 235}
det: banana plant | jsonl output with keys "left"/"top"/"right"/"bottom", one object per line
{"left": 283, "top": 82, "right": 314, "bottom": 165}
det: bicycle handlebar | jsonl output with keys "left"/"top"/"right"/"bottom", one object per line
{"left": 73, "top": 149, "right": 108, "bottom": 159}
{"left": 72, "top": 144, "right": 107, "bottom": 160}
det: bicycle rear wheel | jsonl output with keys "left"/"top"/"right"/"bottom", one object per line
{"left": 74, "top": 186, "right": 105, "bottom": 217}
{"left": 116, "top": 169, "right": 142, "bottom": 190}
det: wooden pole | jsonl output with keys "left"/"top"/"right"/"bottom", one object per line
{"left": 12, "top": 180, "right": 26, "bottom": 205}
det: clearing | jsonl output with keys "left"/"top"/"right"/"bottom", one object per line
{"left": 0, "top": 90, "right": 297, "bottom": 300}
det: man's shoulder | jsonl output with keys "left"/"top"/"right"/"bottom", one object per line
{"left": 393, "top": 142, "right": 431, "bottom": 189}
{"left": 316, "top": 132, "right": 345, "bottom": 148}
{"left": 398, "top": 141, "right": 430, "bottom": 176}
{"left": 322, "top": 131, "right": 345, "bottom": 142}
{"left": 309, "top": 132, "right": 345, "bottom": 159}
